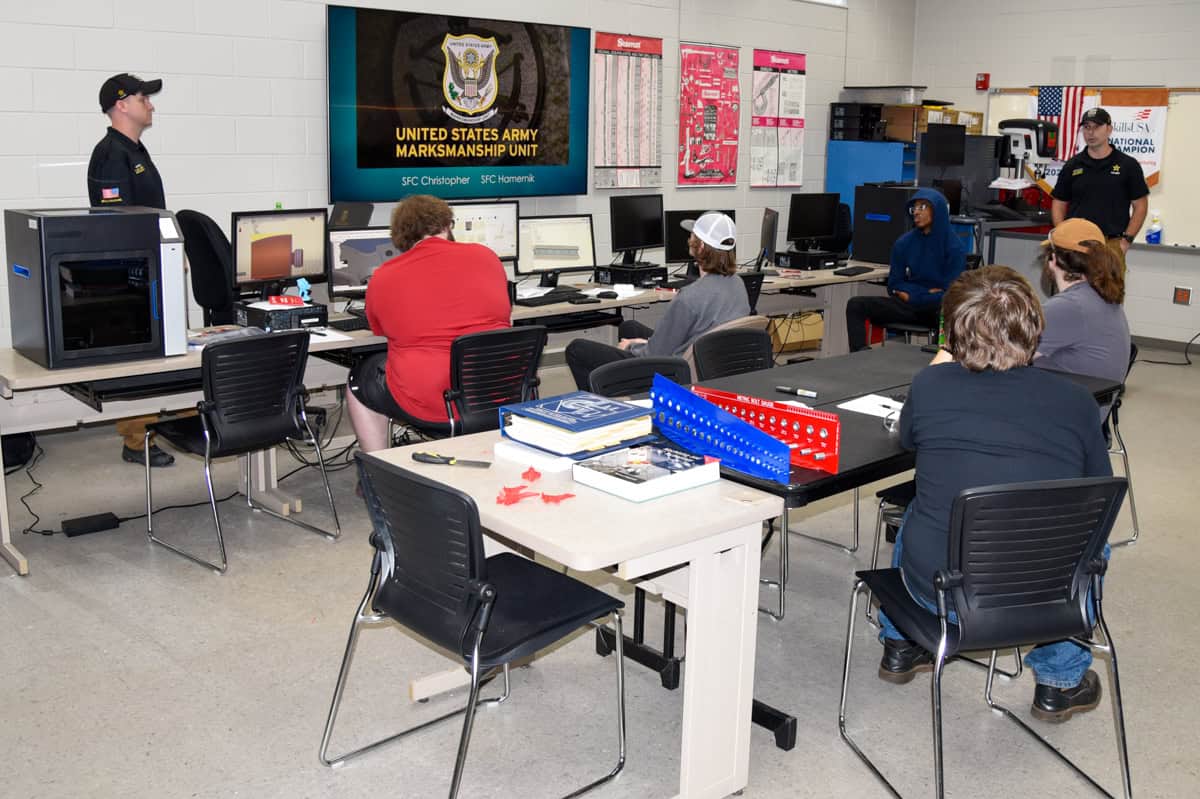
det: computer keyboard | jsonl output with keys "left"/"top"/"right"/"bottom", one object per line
{"left": 833, "top": 265, "right": 874, "bottom": 277}
{"left": 514, "top": 288, "right": 582, "bottom": 307}
{"left": 329, "top": 316, "right": 371, "bottom": 332}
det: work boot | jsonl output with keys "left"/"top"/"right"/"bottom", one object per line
{"left": 878, "top": 637, "right": 934, "bottom": 684}
{"left": 122, "top": 444, "right": 175, "bottom": 467}
{"left": 1031, "top": 670, "right": 1102, "bottom": 723}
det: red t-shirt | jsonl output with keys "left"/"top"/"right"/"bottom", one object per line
{"left": 365, "top": 236, "right": 510, "bottom": 421}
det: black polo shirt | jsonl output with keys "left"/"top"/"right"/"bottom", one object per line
{"left": 1051, "top": 146, "right": 1148, "bottom": 238}
{"left": 86, "top": 127, "right": 165, "bottom": 209}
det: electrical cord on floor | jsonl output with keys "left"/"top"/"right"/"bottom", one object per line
{"left": 17, "top": 444, "right": 57, "bottom": 536}
{"left": 1137, "top": 330, "right": 1199, "bottom": 366}
{"left": 114, "top": 492, "right": 240, "bottom": 525}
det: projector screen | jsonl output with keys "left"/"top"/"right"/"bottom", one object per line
{"left": 327, "top": 5, "right": 591, "bottom": 202}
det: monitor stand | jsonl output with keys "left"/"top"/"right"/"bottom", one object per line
{"left": 537, "top": 270, "right": 561, "bottom": 288}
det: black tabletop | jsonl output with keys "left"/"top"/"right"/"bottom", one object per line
{"left": 701, "top": 346, "right": 1121, "bottom": 507}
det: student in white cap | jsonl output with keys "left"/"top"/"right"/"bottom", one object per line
{"left": 566, "top": 211, "right": 749, "bottom": 390}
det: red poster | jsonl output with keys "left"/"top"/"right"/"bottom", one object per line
{"left": 677, "top": 43, "right": 740, "bottom": 186}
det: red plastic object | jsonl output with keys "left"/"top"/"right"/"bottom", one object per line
{"left": 540, "top": 492, "right": 575, "bottom": 504}
{"left": 496, "top": 485, "right": 539, "bottom": 505}
{"left": 267, "top": 295, "right": 304, "bottom": 306}
{"left": 689, "top": 386, "right": 841, "bottom": 474}
{"left": 522, "top": 466, "right": 541, "bottom": 483}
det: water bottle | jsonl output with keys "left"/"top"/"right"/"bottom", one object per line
{"left": 1145, "top": 210, "right": 1162, "bottom": 245}
{"left": 937, "top": 310, "right": 945, "bottom": 347}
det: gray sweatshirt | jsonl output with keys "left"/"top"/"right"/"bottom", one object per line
{"left": 628, "top": 273, "right": 750, "bottom": 357}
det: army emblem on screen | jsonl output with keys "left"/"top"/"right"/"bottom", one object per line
{"left": 441, "top": 34, "right": 499, "bottom": 123}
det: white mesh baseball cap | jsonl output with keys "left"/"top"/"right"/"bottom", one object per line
{"left": 680, "top": 212, "right": 737, "bottom": 251}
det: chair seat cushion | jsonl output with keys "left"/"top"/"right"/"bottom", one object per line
{"left": 857, "top": 568, "right": 961, "bottom": 658}
{"left": 148, "top": 415, "right": 305, "bottom": 459}
{"left": 475, "top": 553, "right": 623, "bottom": 669}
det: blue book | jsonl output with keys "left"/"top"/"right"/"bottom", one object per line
{"left": 499, "top": 392, "right": 654, "bottom": 457}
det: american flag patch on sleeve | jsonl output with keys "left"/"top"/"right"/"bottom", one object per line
{"left": 101, "top": 187, "right": 120, "bottom": 200}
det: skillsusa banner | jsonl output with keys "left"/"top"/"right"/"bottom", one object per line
{"left": 1101, "top": 88, "right": 1169, "bottom": 188}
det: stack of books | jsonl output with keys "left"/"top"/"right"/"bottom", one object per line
{"left": 498, "top": 392, "right": 653, "bottom": 458}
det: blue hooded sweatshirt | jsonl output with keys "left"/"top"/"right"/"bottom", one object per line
{"left": 887, "top": 188, "right": 965, "bottom": 310}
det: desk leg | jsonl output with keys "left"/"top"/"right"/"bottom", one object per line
{"left": 820, "top": 281, "right": 880, "bottom": 358}
{"left": 238, "top": 450, "right": 300, "bottom": 515}
{"left": 0, "top": 434, "right": 30, "bottom": 575}
{"left": 674, "top": 522, "right": 760, "bottom": 799}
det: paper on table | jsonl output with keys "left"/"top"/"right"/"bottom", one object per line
{"left": 837, "top": 394, "right": 904, "bottom": 418}
{"left": 245, "top": 300, "right": 314, "bottom": 310}
{"left": 307, "top": 328, "right": 352, "bottom": 343}
{"left": 582, "top": 283, "right": 641, "bottom": 299}
{"left": 515, "top": 286, "right": 554, "bottom": 300}
{"left": 989, "top": 176, "right": 1034, "bottom": 190}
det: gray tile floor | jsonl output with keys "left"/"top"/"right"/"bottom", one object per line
{"left": 2, "top": 349, "right": 1196, "bottom": 798}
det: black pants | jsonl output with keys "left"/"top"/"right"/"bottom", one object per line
{"left": 564, "top": 320, "right": 655, "bottom": 391}
{"left": 845, "top": 296, "right": 939, "bottom": 351}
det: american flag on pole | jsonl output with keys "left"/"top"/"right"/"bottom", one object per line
{"left": 1037, "top": 86, "right": 1089, "bottom": 161}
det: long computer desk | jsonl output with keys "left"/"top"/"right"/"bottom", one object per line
{"left": 372, "top": 433, "right": 783, "bottom": 799}
{"left": 0, "top": 330, "right": 385, "bottom": 576}
{"left": 758, "top": 260, "right": 889, "bottom": 357}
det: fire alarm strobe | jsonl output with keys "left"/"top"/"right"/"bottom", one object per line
{"left": 976, "top": 73, "right": 990, "bottom": 91}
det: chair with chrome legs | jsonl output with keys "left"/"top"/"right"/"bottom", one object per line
{"left": 1108, "top": 342, "right": 1140, "bottom": 547}
{"left": 839, "top": 476, "right": 1132, "bottom": 799}
{"left": 144, "top": 330, "right": 340, "bottom": 573}
{"left": 320, "top": 453, "right": 626, "bottom": 799}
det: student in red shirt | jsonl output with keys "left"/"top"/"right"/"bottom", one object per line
{"left": 346, "top": 195, "right": 510, "bottom": 452}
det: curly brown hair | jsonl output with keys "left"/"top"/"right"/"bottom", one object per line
{"left": 942, "top": 265, "right": 1044, "bottom": 372}
{"left": 1036, "top": 240, "right": 1125, "bottom": 304}
{"left": 390, "top": 195, "right": 454, "bottom": 251}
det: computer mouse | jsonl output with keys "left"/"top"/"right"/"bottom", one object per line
{"left": 596, "top": 290, "right": 618, "bottom": 299}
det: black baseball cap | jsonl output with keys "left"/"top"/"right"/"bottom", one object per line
{"left": 99, "top": 73, "right": 162, "bottom": 112}
{"left": 1080, "top": 107, "right": 1112, "bottom": 126}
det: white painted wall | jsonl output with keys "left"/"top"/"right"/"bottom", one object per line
{"left": 0, "top": 0, "right": 916, "bottom": 349}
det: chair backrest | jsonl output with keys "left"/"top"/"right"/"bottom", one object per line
{"left": 447, "top": 325, "right": 548, "bottom": 435}
{"left": 831, "top": 202, "right": 853, "bottom": 254}
{"left": 588, "top": 356, "right": 691, "bottom": 398}
{"left": 965, "top": 253, "right": 983, "bottom": 271}
{"left": 739, "top": 272, "right": 765, "bottom": 315}
{"left": 176, "top": 209, "right": 236, "bottom": 326}
{"left": 201, "top": 330, "right": 309, "bottom": 456}
{"left": 947, "top": 476, "right": 1127, "bottom": 652}
{"left": 680, "top": 314, "right": 770, "bottom": 378}
{"left": 356, "top": 453, "right": 487, "bottom": 655}
{"left": 690, "top": 319, "right": 774, "bottom": 381}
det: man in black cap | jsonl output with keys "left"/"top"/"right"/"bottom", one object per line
{"left": 1050, "top": 106, "right": 1149, "bottom": 278}
{"left": 88, "top": 73, "right": 175, "bottom": 467}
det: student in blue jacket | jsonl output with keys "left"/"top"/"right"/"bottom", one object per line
{"left": 845, "top": 188, "right": 965, "bottom": 351}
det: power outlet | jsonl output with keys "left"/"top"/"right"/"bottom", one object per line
{"left": 1173, "top": 286, "right": 1192, "bottom": 306}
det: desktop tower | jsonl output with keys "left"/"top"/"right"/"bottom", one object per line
{"left": 851, "top": 185, "right": 916, "bottom": 265}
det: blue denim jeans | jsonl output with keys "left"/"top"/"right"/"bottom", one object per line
{"left": 877, "top": 517, "right": 1106, "bottom": 689}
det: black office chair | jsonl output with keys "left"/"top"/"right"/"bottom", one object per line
{"left": 692, "top": 327, "right": 774, "bottom": 381}
{"left": 739, "top": 272, "right": 766, "bottom": 315}
{"left": 176, "top": 209, "right": 236, "bottom": 326}
{"left": 319, "top": 454, "right": 627, "bottom": 798}
{"left": 1108, "top": 342, "right": 1140, "bottom": 547}
{"left": 588, "top": 356, "right": 691, "bottom": 397}
{"left": 965, "top": 253, "right": 983, "bottom": 270}
{"left": 445, "top": 325, "right": 548, "bottom": 436}
{"left": 840, "top": 477, "right": 1132, "bottom": 799}
{"left": 398, "top": 326, "right": 548, "bottom": 441}
{"left": 144, "top": 330, "right": 340, "bottom": 573}
{"left": 831, "top": 202, "right": 853, "bottom": 255}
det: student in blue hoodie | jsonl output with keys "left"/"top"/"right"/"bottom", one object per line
{"left": 845, "top": 188, "right": 965, "bottom": 351}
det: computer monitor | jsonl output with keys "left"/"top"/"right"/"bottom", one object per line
{"left": 664, "top": 209, "right": 736, "bottom": 264}
{"left": 921, "top": 123, "right": 967, "bottom": 167}
{"left": 327, "top": 226, "right": 398, "bottom": 298}
{"left": 447, "top": 200, "right": 519, "bottom": 261}
{"left": 757, "top": 208, "right": 779, "bottom": 270}
{"left": 516, "top": 214, "right": 597, "bottom": 286}
{"left": 609, "top": 194, "right": 665, "bottom": 265}
{"left": 231, "top": 208, "right": 328, "bottom": 296}
{"left": 785, "top": 193, "right": 839, "bottom": 250}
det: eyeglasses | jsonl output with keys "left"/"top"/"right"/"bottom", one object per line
{"left": 909, "top": 203, "right": 933, "bottom": 216}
